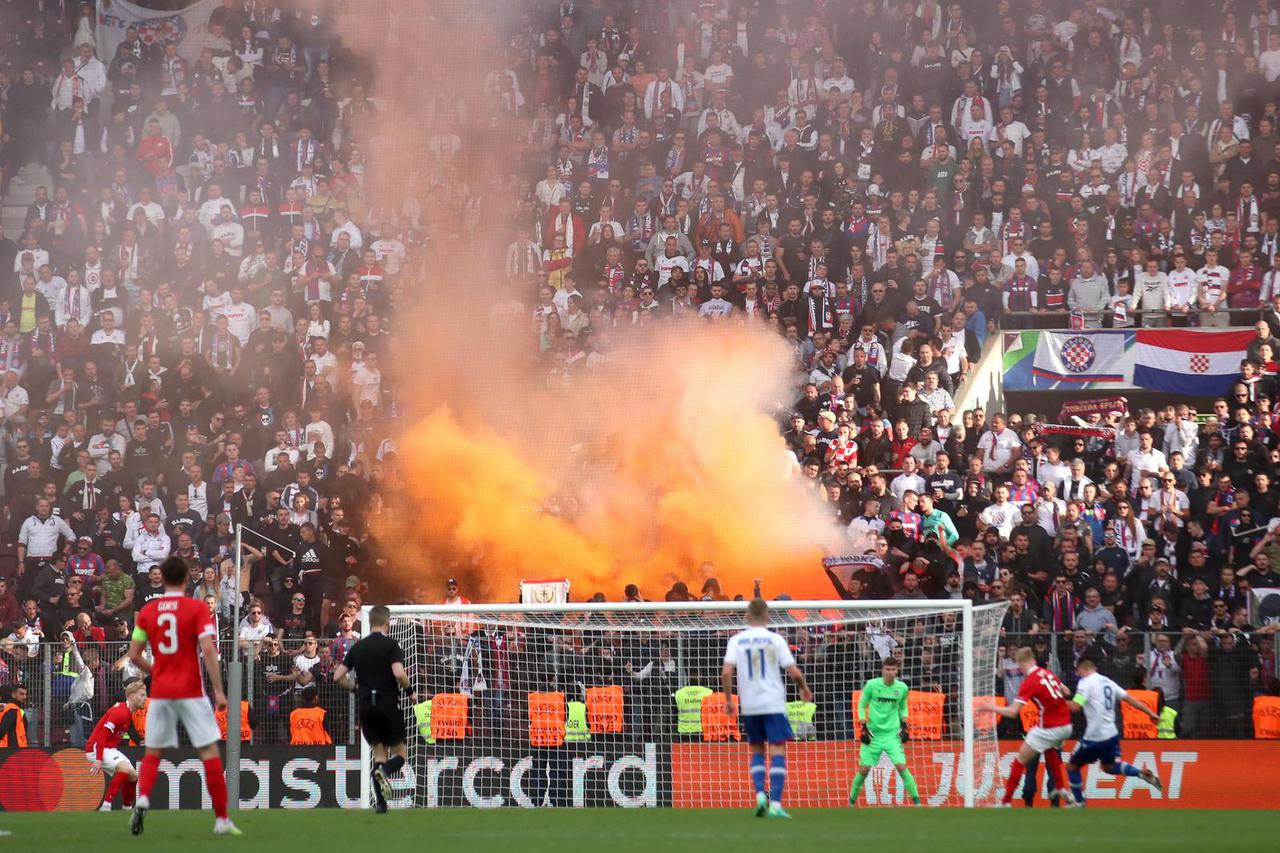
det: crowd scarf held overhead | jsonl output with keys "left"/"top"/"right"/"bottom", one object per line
{"left": 1033, "top": 422, "right": 1117, "bottom": 440}
{"left": 1058, "top": 396, "right": 1129, "bottom": 421}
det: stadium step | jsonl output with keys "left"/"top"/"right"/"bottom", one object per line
{"left": 1, "top": 163, "right": 52, "bottom": 235}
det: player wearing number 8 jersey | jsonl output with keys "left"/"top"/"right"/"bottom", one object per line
{"left": 722, "top": 598, "right": 813, "bottom": 819}
{"left": 126, "top": 556, "right": 241, "bottom": 837}
{"left": 980, "top": 647, "right": 1074, "bottom": 806}
{"left": 1066, "top": 656, "right": 1163, "bottom": 805}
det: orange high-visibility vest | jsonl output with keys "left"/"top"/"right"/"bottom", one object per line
{"left": 585, "top": 685, "right": 624, "bottom": 733}
{"left": 290, "top": 706, "right": 332, "bottom": 745}
{"left": 1122, "top": 689, "right": 1160, "bottom": 739}
{"left": 529, "top": 691, "right": 566, "bottom": 747}
{"left": 700, "top": 692, "right": 741, "bottom": 741}
{"left": 907, "top": 690, "right": 945, "bottom": 740}
{"left": 1019, "top": 698, "right": 1040, "bottom": 734}
{"left": 432, "top": 693, "right": 469, "bottom": 740}
{"left": 132, "top": 699, "right": 149, "bottom": 742}
{"left": 1252, "top": 696, "right": 1280, "bottom": 738}
{"left": 215, "top": 701, "right": 253, "bottom": 742}
{"left": 975, "top": 696, "right": 1006, "bottom": 733}
{"left": 0, "top": 703, "right": 27, "bottom": 747}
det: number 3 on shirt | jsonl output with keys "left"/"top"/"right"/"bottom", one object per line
{"left": 156, "top": 612, "right": 179, "bottom": 655}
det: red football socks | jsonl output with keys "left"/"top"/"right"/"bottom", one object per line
{"left": 138, "top": 754, "right": 161, "bottom": 802}
{"left": 203, "top": 756, "right": 228, "bottom": 819}
{"left": 122, "top": 777, "right": 137, "bottom": 807}
{"left": 1002, "top": 758, "right": 1026, "bottom": 804}
{"left": 103, "top": 771, "right": 125, "bottom": 806}
{"left": 1043, "top": 749, "right": 1066, "bottom": 792}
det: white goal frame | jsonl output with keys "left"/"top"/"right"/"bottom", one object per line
{"left": 360, "top": 599, "right": 991, "bottom": 809}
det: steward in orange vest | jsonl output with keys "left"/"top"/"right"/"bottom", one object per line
{"left": 0, "top": 685, "right": 29, "bottom": 748}
{"left": 290, "top": 687, "right": 332, "bottom": 745}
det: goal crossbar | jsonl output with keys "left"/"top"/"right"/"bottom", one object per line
{"left": 359, "top": 600, "right": 1005, "bottom": 810}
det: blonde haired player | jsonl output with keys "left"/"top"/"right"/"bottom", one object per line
{"left": 86, "top": 680, "right": 148, "bottom": 811}
{"left": 722, "top": 597, "right": 813, "bottom": 819}
{"left": 979, "top": 647, "right": 1074, "bottom": 806}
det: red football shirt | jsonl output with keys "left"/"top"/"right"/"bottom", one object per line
{"left": 133, "top": 593, "right": 216, "bottom": 699}
{"left": 1016, "top": 666, "right": 1072, "bottom": 727}
{"left": 86, "top": 701, "right": 134, "bottom": 759}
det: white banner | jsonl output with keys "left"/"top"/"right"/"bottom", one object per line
{"left": 520, "top": 578, "right": 570, "bottom": 604}
{"left": 97, "top": 0, "right": 220, "bottom": 65}
{"left": 1255, "top": 587, "right": 1280, "bottom": 626}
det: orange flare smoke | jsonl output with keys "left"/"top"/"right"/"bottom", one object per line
{"left": 376, "top": 323, "right": 845, "bottom": 602}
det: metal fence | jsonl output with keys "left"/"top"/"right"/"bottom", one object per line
{"left": 0, "top": 638, "right": 356, "bottom": 748}
{"left": 998, "top": 309, "right": 1260, "bottom": 330}
{"left": 3, "top": 628, "right": 1275, "bottom": 747}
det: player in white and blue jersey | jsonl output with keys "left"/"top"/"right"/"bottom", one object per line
{"left": 722, "top": 598, "right": 813, "bottom": 819}
{"left": 1066, "top": 656, "right": 1163, "bottom": 805}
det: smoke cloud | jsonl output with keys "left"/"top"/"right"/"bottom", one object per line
{"left": 341, "top": 3, "right": 845, "bottom": 602}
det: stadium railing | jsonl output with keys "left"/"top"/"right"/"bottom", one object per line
{"left": 999, "top": 309, "right": 1257, "bottom": 330}
{"left": 0, "top": 639, "right": 356, "bottom": 748}
{"left": 4, "top": 630, "right": 1272, "bottom": 748}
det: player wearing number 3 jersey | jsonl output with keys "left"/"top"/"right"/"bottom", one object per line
{"left": 980, "top": 647, "right": 1074, "bottom": 806}
{"left": 127, "top": 556, "right": 241, "bottom": 837}
{"left": 722, "top": 598, "right": 813, "bottom": 820}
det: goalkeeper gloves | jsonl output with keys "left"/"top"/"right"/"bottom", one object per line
{"left": 859, "top": 727, "right": 871, "bottom": 745}
{"left": 900, "top": 725, "right": 910, "bottom": 742}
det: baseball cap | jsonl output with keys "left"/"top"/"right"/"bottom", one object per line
{"left": 77, "top": 535, "right": 93, "bottom": 545}
{"left": 345, "top": 575, "right": 361, "bottom": 588}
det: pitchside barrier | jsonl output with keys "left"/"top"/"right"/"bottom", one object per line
{"left": 1, "top": 742, "right": 1277, "bottom": 811}
{"left": 2, "top": 631, "right": 1274, "bottom": 752}
{"left": 2, "top": 618, "right": 1277, "bottom": 810}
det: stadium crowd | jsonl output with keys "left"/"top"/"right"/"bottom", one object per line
{"left": 2, "top": 0, "right": 1280, "bottom": 752}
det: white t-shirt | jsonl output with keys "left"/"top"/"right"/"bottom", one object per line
{"left": 1074, "top": 671, "right": 1125, "bottom": 741}
{"left": 1127, "top": 447, "right": 1167, "bottom": 489}
{"left": 977, "top": 427, "right": 1020, "bottom": 471}
{"left": 723, "top": 625, "right": 795, "bottom": 715}
{"left": 978, "top": 501, "right": 1017, "bottom": 538}
{"left": 370, "top": 238, "right": 407, "bottom": 275}
{"left": 655, "top": 253, "right": 690, "bottom": 285}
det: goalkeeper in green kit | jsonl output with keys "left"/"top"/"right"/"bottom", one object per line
{"left": 849, "top": 657, "right": 920, "bottom": 806}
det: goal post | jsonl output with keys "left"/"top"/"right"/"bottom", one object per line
{"left": 359, "top": 599, "right": 1008, "bottom": 809}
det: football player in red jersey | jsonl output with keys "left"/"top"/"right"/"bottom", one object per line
{"left": 980, "top": 647, "right": 1076, "bottom": 806}
{"left": 86, "top": 679, "right": 147, "bottom": 811}
{"left": 126, "top": 556, "right": 241, "bottom": 836}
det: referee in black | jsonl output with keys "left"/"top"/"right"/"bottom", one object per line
{"left": 333, "top": 605, "right": 416, "bottom": 813}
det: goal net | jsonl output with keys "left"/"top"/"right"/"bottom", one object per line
{"left": 360, "top": 600, "right": 1007, "bottom": 809}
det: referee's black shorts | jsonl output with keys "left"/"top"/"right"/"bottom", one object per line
{"left": 359, "top": 695, "right": 407, "bottom": 748}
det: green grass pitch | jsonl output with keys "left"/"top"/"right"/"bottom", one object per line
{"left": 0, "top": 808, "right": 1273, "bottom": 852}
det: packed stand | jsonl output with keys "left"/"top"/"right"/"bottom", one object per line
{"left": 497, "top": 0, "right": 1280, "bottom": 737}
{"left": 0, "top": 0, "right": 407, "bottom": 749}
{"left": 3, "top": 0, "right": 1280, "bottom": 752}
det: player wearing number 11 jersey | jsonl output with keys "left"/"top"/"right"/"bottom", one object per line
{"left": 980, "top": 647, "right": 1074, "bottom": 806}
{"left": 722, "top": 598, "right": 813, "bottom": 819}
{"left": 126, "top": 556, "right": 241, "bottom": 837}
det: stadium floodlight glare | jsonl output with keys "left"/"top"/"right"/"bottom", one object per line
{"left": 358, "top": 599, "right": 1007, "bottom": 810}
